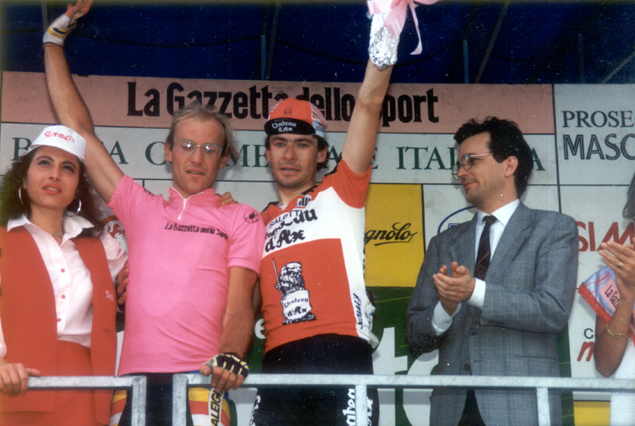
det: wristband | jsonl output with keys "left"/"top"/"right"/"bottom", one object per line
{"left": 43, "top": 10, "right": 84, "bottom": 46}
{"left": 204, "top": 352, "right": 249, "bottom": 378}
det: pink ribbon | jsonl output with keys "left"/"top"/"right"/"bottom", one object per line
{"left": 367, "top": 0, "right": 440, "bottom": 55}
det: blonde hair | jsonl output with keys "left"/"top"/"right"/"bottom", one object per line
{"left": 165, "top": 102, "right": 239, "bottom": 162}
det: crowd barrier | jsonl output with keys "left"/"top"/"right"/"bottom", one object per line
{"left": 173, "top": 373, "right": 635, "bottom": 426}
{"left": 27, "top": 373, "right": 635, "bottom": 426}
{"left": 28, "top": 376, "right": 147, "bottom": 426}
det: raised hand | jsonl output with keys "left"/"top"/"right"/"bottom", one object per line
{"left": 43, "top": 0, "right": 92, "bottom": 46}
{"left": 599, "top": 236, "right": 635, "bottom": 291}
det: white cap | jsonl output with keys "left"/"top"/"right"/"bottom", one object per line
{"left": 28, "top": 125, "right": 86, "bottom": 163}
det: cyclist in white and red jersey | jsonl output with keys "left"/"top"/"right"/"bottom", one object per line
{"left": 250, "top": 9, "right": 400, "bottom": 426}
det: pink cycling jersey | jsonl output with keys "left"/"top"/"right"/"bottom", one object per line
{"left": 109, "top": 176, "right": 264, "bottom": 375}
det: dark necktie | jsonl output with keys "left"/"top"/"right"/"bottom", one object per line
{"left": 474, "top": 215, "right": 497, "bottom": 280}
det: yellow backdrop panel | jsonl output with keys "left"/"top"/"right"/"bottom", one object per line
{"left": 365, "top": 184, "right": 424, "bottom": 288}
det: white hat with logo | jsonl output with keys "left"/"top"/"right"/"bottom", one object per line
{"left": 27, "top": 125, "right": 86, "bottom": 163}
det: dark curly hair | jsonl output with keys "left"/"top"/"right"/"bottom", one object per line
{"left": 0, "top": 148, "right": 104, "bottom": 237}
{"left": 454, "top": 117, "right": 534, "bottom": 198}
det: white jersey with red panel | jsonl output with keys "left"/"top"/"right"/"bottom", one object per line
{"left": 260, "top": 159, "right": 374, "bottom": 353}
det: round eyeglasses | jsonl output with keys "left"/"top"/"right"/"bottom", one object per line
{"left": 451, "top": 153, "right": 492, "bottom": 179}
{"left": 175, "top": 140, "right": 225, "bottom": 158}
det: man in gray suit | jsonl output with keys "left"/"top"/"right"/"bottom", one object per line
{"left": 407, "top": 117, "right": 578, "bottom": 426}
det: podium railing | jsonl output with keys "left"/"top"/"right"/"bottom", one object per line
{"left": 24, "top": 373, "right": 635, "bottom": 426}
{"left": 27, "top": 375, "right": 147, "bottom": 426}
{"left": 172, "top": 373, "right": 635, "bottom": 426}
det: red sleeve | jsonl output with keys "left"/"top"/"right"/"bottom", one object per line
{"left": 321, "top": 159, "right": 371, "bottom": 209}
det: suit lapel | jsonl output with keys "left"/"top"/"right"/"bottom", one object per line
{"left": 450, "top": 214, "right": 478, "bottom": 275}
{"left": 486, "top": 203, "right": 533, "bottom": 283}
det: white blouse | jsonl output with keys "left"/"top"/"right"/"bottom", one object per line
{"left": 0, "top": 214, "right": 127, "bottom": 358}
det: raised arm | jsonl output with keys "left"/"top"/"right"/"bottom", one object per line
{"left": 341, "top": 60, "right": 393, "bottom": 174}
{"left": 43, "top": 2, "right": 123, "bottom": 203}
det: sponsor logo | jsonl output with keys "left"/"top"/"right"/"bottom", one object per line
{"left": 127, "top": 82, "right": 439, "bottom": 128}
{"left": 271, "top": 118, "right": 298, "bottom": 133}
{"left": 208, "top": 389, "right": 223, "bottom": 425}
{"left": 244, "top": 210, "right": 260, "bottom": 224}
{"left": 164, "top": 222, "right": 228, "bottom": 239}
{"left": 273, "top": 260, "right": 316, "bottom": 324}
{"left": 342, "top": 387, "right": 373, "bottom": 425}
{"left": 264, "top": 209, "right": 317, "bottom": 253}
{"left": 353, "top": 293, "right": 363, "bottom": 328}
{"left": 296, "top": 194, "right": 312, "bottom": 208}
{"left": 364, "top": 222, "right": 417, "bottom": 246}
{"left": 44, "top": 130, "right": 75, "bottom": 143}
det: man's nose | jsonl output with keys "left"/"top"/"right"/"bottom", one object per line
{"left": 456, "top": 163, "right": 468, "bottom": 178}
{"left": 282, "top": 144, "right": 296, "bottom": 159}
{"left": 190, "top": 146, "right": 205, "bottom": 163}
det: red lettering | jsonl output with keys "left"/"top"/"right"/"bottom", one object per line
{"left": 602, "top": 222, "right": 635, "bottom": 245}
{"left": 577, "top": 341, "right": 594, "bottom": 362}
{"left": 43, "top": 131, "right": 74, "bottom": 142}
{"left": 577, "top": 221, "right": 589, "bottom": 252}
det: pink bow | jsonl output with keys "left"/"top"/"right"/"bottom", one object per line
{"left": 367, "top": 0, "right": 440, "bottom": 55}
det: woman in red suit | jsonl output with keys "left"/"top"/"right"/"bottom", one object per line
{"left": 0, "top": 125, "right": 126, "bottom": 426}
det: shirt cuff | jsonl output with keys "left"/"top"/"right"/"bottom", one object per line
{"left": 432, "top": 301, "right": 460, "bottom": 335}
{"left": 468, "top": 278, "right": 486, "bottom": 309}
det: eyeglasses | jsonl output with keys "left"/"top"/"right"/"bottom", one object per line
{"left": 451, "top": 153, "right": 492, "bottom": 179}
{"left": 175, "top": 140, "right": 225, "bottom": 158}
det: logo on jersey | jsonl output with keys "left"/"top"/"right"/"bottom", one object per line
{"left": 273, "top": 259, "right": 316, "bottom": 324}
{"left": 342, "top": 387, "right": 374, "bottom": 425}
{"left": 296, "top": 194, "right": 312, "bottom": 208}
{"left": 264, "top": 209, "right": 318, "bottom": 253}
{"left": 244, "top": 210, "right": 260, "bottom": 224}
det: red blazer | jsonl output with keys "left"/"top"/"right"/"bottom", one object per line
{"left": 0, "top": 226, "right": 117, "bottom": 425}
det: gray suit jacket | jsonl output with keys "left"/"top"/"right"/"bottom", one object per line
{"left": 407, "top": 203, "right": 578, "bottom": 426}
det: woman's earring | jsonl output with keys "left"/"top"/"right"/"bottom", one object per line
{"left": 18, "top": 187, "right": 24, "bottom": 206}
{"left": 66, "top": 199, "right": 82, "bottom": 217}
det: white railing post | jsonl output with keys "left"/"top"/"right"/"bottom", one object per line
{"left": 130, "top": 375, "right": 148, "bottom": 426}
{"left": 173, "top": 373, "right": 190, "bottom": 426}
{"left": 536, "top": 386, "right": 552, "bottom": 426}
{"left": 355, "top": 384, "right": 368, "bottom": 426}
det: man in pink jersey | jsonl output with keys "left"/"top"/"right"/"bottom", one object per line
{"left": 249, "top": 10, "right": 400, "bottom": 426}
{"left": 43, "top": 2, "right": 264, "bottom": 425}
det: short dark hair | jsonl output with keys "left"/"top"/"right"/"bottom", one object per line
{"left": 0, "top": 149, "right": 104, "bottom": 237}
{"left": 454, "top": 117, "right": 534, "bottom": 197}
{"left": 165, "top": 101, "right": 239, "bottom": 163}
{"left": 264, "top": 135, "right": 330, "bottom": 171}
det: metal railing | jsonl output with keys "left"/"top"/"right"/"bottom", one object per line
{"left": 27, "top": 375, "right": 147, "bottom": 426}
{"left": 173, "top": 373, "right": 635, "bottom": 426}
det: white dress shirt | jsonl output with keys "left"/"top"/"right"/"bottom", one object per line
{"left": 432, "top": 199, "right": 520, "bottom": 335}
{"left": 0, "top": 214, "right": 127, "bottom": 358}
